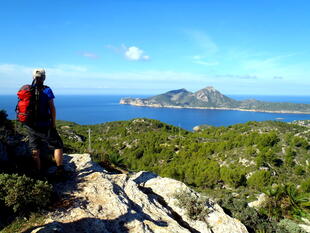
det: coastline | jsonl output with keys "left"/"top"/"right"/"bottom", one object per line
{"left": 119, "top": 101, "right": 310, "bottom": 115}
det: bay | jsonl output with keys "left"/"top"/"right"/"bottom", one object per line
{"left": 1, "top": 95, "right": 310, "bottom": 131}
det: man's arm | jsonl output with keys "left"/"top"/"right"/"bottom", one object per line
{"left": 49, "top": 99, "right": 56, "bottom": 128}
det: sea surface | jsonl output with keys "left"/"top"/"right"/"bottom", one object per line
{"left": 1, "top": 95, "right": 310, "bottom": 131}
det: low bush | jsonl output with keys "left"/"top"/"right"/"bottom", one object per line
{"left": 278, "top": 219, "right": 307, "bottom": 233}
{"left": 174, "top": 191, "right": 210, "bottom": 221}
{"left": 218, "top": 195, "right": 288, "bottom": 233}
{"left": 0, "top": 173, "right": 52, "bottom": 213}
{"left": 220, "top": 165, "right": 246, "bottom": 188}
{"left": 262, "top": 184, "right": 310, "bottom": 221}
{"left": 301, "top": 178, "right": 310, "bottom": 193}
{"left": 247, "top": 170, "right": 272, "bottom": 191}
{"left": 295, "top": 166, "right": 306, "bottom": 176}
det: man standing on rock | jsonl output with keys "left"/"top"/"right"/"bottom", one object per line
{"left": 22, "top": 68, "right": 65, "bottom": 176}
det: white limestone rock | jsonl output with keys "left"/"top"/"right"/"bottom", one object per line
{"left": 299, "top": 224, "right": 310, "bottom": 233}
{"left": 248, "top": 193, "right": 268, "bottom": 209}
{"left": 32, "top": 154, "right": 248, "bottom": 233}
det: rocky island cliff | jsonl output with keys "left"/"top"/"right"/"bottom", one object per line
{"left": 120, "top": 87, "right": 310, "bottom": 114}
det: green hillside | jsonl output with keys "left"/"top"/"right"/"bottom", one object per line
{"left": 58, "top": 119, "right": 310, "bottom": 189}
{"left": 2, "top": 113, "right": 309, "bottom": 232}
{"left": 56, "top": 118, "right": 310, "bottom": 230}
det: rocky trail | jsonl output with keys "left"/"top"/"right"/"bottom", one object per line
{"left": 27, "top": 154, "right": 248, "bottom": 233}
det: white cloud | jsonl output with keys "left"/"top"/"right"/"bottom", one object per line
{"left": 0, "top": 63, "right": 210, "bottom": 92}
{"left": 106, "top": 44, "right": 150, "bottom": 61}
{"left": 215, "top": 74, "right": 258, "bottom": 80}
{"left": 0, "top": 64, "right": 89, "bottom": 90}
{"left": 105, "top": 44, "right": 125, "bottom": 54}
{"left": 186, "top": 30, "right": 219, "bottom": 66}
{"left": 192, "top": 55, "right": 219, "bottom": 66}
{"left": 194, "top": 60, "right": 219, "bottom": 66}
{"left": 80, "top": 52, "right": 99, "bottom": 59}
{"left": 50, "top": 64, "right": 88, "bottom": 73}
{"left": 238, "top": 54, "right": 306, "bottom": 80}
{"left": 124, "top": 46, "right": 150, "bottom": 61}
{"left": 185, "top": 30, "right": 218, "bottom": 55}
{"left": 0, "top": 64, "right": 32, "bottom": 74}
{"left": 1, "top": 62, "right": 309, "bottom": 95}
{"left": 192, "top": 55, "right": 203, "bottom": 60}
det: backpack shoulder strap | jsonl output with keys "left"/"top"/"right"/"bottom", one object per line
{"left": 18, "top": 84, "right": 32, "bottom": 92}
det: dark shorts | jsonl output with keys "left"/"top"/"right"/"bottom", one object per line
{"left": 25, "top": 125, "right": 63, "bottom": 151}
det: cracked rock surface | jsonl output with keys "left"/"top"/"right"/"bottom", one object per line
{"left": 31, "top": 154, "right": 248, "bottom": 233}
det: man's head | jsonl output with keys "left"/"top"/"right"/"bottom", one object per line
{"left": 32, "top": 68, "right": 46, "bottom": 83}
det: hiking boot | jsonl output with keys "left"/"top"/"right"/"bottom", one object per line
{"left": 52, "top": 165, "right": 70, "bottom": 182}
{"left": 28, "top": 168, "right": 46, "bottom": 180}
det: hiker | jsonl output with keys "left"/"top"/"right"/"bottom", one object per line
{"left": 17, "top": 68, "right": 65, "bottom": 176}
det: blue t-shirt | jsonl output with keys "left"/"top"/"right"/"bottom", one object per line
{"left": 35, "top": 85, "right": 55, "bottom": 127}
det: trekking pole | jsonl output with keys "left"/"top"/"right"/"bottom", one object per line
{"left": 33, "top": 78, "right": 40, "bottom": 123}
{"left": 14, "top": 118, "right": 17, "bottom": 135}
{"left": 88, "top": 128, "right": 92, "bottom": 153}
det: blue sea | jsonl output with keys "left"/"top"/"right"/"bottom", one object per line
{"left": 1, "top": 95, "right": 310, "bottom": 131}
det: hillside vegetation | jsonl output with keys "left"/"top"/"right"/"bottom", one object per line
{"left": 1, "top": 110, "right": 310, "bottom": 232}
{"left": 55, "top": 118, "right": 310, "bottom": 231}
{"left": 58, "top": 118, "right": 310, "bottom": 188}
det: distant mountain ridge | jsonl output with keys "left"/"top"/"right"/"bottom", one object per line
{"left": 120, "top": 86, "right": 310, "bottom": 114}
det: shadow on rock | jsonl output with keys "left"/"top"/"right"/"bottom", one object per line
{"left": 23, "top": 209, "right": 168, "bottom": 233}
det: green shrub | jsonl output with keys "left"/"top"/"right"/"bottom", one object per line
{"left": 0, "top": 213, "right": 46, "bottom": 233}
{"left": 194, "top": 159, "right": 220, "bottom": 187}
{"left": 256, "top": 154, "right": 266, "bottom": 167}
{"left": 218, "top": 195, "right": 284, "bottom": 233}
{"left": 262, "top": 184, "right": 310, "bottom": 220}
{"left": 278, "top": 219, "right": 307, "bottom": 233}
{"left": 108, "top": 153, "right": 125, "bottom": 168}
{"left": 291, "top": 136, "right": 309, "bottom": 149}
{"left": 285, "top": 147, "right": 296, "bottom": 167}
{"left": 0, "top": 110, "right": 13, "bottom": 129}
{"left": 174, "top": 191, "right": 210, "bottom": 221}
{"left": 220, "top": 166, "right": 246, "bottom": 188}
{"left": 245, "top": 146, "right": 257, "bottom": 157}
{"left": 0, "top": 110, "right": 8, "bottom": 127}
{"left": 0, "top": 173, "right": 52, "bottom": 213}
{"left": 258, "top": 132, "right": 280, "bottom": 148}
{"left": 247, "top": 170, "right": 272, "bottom": 191}
{"left": 295, "top": 166, "right": 305, "bottom": 176}
{"left": 301, "top": 178, "right": 310, "bottom": 193}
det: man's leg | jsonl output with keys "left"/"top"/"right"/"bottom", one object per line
{"left": 54, "top": 148, "right": 67, "bottom": 179}
{"left": 48, "top": 127, "right": 66, "bottom": 178}
{"left": 54, "top": 148, "right": 63, "bottom": 167}
{"left": 25, "top": 125, "right": 41, "bottom": 171}
{"left": 32, "top": 149, "right": 41, "bottom": 171}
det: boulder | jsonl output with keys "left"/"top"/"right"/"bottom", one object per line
{"left": 30, "top": 154, "right": 248, "bottom": 233}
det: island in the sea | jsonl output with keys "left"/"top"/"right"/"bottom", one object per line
{"left": 120, "top": 86, "right": 310, "bottom": 114}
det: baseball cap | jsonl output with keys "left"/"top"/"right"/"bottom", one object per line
{"left": 32, "top": 68, "right": 46, "bottom": 81}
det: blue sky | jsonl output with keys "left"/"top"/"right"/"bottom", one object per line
{"left": 0, "top": 0, "right": 310, "bottom": 95}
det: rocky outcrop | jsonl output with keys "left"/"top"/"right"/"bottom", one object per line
{"left": 60, "top": 126, "right": 86, "bottom": 142}
{"left": 0, "top": 126, "right": 30, "bottom": 162}
{"left": 193, "top": 86, "right": 238, "bottom": 107}
{"left": 31, "top": 154, "right": 248, "bottom": 233}
{"left": 248, "top": 193, "right": 268, "bottom": 209}
{"left": 292, "top": 120, "right": 310, "bottom": 128}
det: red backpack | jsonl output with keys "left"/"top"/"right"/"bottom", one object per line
{"left": 16, "top": 84, "right": 35, "bottom": 123}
